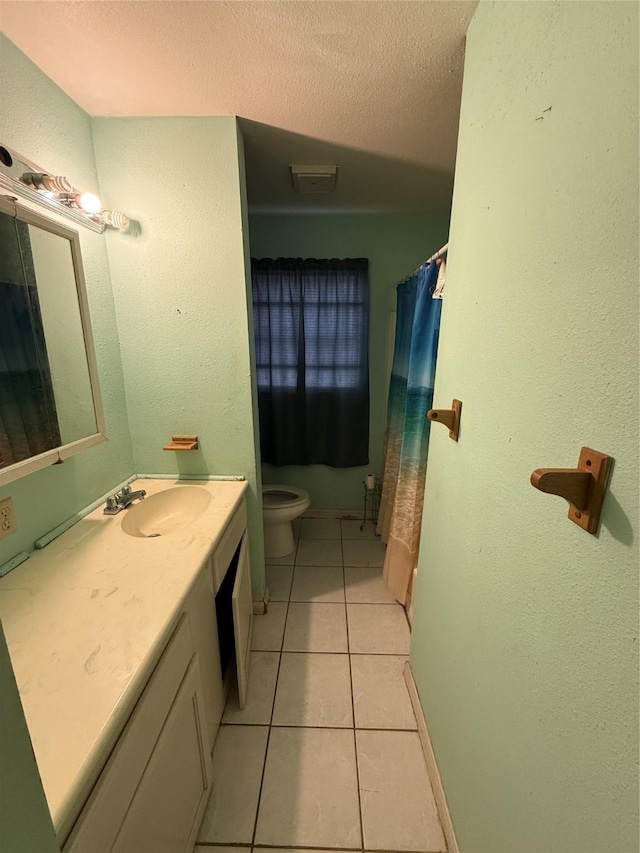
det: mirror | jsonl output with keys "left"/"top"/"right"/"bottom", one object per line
{"left": 0, "top": 197, "right": 106, "bottom": 485}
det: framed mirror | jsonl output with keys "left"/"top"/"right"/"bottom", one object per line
{"left": 0, "top": 196, "right": 106, "bottom": 485}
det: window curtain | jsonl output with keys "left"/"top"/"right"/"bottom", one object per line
{"left": 252, "top": 257, "right": 370, "bottom": 467}
{"left": 0, "top": 215, "right": 60, "bottom": 468}
{"left": 378, "top": 261, "right": 442, "bottom": 605}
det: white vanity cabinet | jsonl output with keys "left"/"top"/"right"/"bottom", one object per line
{"left": 64, "top": 615, "right": 211, "bottom": 853}
{"left": 60, "top": 490, "right": 253, "bottom": 853}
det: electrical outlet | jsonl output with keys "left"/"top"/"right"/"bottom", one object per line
{"left": 0, "top": 497, "right": 16, "bottom": 540}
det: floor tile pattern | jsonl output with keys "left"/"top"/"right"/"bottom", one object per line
{"left": 198, "top": 519, "right": 446, "bottom": 853}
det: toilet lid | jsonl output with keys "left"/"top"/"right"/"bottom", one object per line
{"left": 263, "top": 489, "right": 302, "bottom": 508}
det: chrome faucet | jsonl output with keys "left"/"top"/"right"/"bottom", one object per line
{"left": 104, "top": 485, "right": 147, "bottom": 515}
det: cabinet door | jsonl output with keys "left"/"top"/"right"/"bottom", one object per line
{"left": 64, "top": 616, "right": 194, "bottom": 853}
{"left": 111, "top": 657, "right": 211, "bottom": 853}
{"left": 232, "top": 534, "right": 253, "bottom": 709}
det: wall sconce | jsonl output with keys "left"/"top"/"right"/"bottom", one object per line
{"left": 0, "top": 144, "right": 131, "bottom": 234}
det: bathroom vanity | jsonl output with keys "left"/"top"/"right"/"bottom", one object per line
{"left": 0, "top": 478, "right": 251, "bottom": 853}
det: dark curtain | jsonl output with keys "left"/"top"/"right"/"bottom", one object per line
{"left": 252, "top": 257, "right": 370, "bottom": 467}
{"left": 0, "top": 214, "right": 60, "bottom": 468}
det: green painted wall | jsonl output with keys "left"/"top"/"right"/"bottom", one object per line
{"left": 92, "top": 117, "right": 265, "bottom": 597}
{"left": 0, "top": 36, "right": 134, "bottom": 564}
{"left": 410, "top": 3, "right": 639, "bottom": 852}
{"left": 249, "top": 213, "right": 450, "bottom": 509}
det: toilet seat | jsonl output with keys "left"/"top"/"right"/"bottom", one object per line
{"left": 262, "top": 484, "right": 308, "bottom": 509}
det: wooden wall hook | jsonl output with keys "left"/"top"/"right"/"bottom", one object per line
{"left": 530, "top": 447, "right": 612, "bottom": 534}
{"left": 427, "top": 399, "right": 462, "bottom": 441}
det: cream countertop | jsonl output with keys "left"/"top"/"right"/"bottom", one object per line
{"left": 0, "top": 477, "right": 247, "bottom": 841}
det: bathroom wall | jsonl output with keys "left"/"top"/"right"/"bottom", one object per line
{"left": 92, "top": 117, "right": 265, "bottom": 597}
{"left": 0, "top": 36, "right": 134, "bottom": 563}
{"left": 410, "top": 3, "right": 639, "bottom": 852}
{"left": 249, "top": 213, "right": 450, "bottom": 509}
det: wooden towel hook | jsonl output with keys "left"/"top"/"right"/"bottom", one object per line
{"left": 530, "top": 446, "right": 612, "bottom": 534}
{"left": 427, "top": 399, "right": 462, "bottom": 441}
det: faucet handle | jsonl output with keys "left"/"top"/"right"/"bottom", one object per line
{"left": 119, "top": 485, "right": 132, "bottom": 498}
{"left": 104, "top": 495, "right": 119, "bottom": 514}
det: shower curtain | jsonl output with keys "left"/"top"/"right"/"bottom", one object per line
{"left": 378, "top": 261, "right": 442, "bottom": 605}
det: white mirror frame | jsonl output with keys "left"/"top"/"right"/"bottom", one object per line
{"left": 0, "top": 195, "right": 107, "bottom": 486}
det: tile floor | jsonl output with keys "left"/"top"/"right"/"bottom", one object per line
{"left": 197, "top": 519, "right": 446, "bottom": 853}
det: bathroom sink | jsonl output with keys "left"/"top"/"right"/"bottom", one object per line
{"left": 121, "top": 486, "right": 211, "bottom": 538}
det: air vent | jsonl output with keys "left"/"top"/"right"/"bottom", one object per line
{"left": 291, "top": 165, "right": 338, "bottom": 194}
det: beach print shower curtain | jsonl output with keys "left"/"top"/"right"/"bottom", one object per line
{"left": 378, "top": 261, "right": 442, "bottom": 604}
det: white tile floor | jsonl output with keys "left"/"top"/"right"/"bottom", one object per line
{"left": 197, "top": 519, "right": 446, "bottom": 853}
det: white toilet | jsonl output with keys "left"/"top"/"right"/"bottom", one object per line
{"left": 262, "top": 484, "right": 310, "bottom": 558}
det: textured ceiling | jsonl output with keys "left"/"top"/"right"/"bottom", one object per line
{"left": 0, "top": 1, "right": 476, "bottom": 212}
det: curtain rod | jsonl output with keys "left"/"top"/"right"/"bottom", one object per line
{"left": 427, "top": 242, "right": 449, "bottom": 263}
{"left": 397, "top": 242, "right": 449, "bottom": 286}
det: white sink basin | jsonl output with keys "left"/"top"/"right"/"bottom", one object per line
{"left": 121, "top": 486, "right": 211, "bottom": 538}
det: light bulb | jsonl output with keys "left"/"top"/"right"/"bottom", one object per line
{"left": 21, "top": 172, "right": 72, "bottom": 193}
{"left": 102, "top": 210, "right": 130, "bottom": 231}
{"left": 77, "top": 192, "right": 101, "bottom": 214}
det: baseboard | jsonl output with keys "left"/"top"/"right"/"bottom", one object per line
{"left": 303, "top": 508, "right": 363, "bottom": 519}
{"left": 404, "top": 661, "right": 460, "bottom": 853}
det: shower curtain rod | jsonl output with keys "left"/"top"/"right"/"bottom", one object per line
{"left": 397, "top": 242, "right": 449, "bottom": 286}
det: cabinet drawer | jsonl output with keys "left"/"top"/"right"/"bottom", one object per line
{"left": 64, "top": 615, "right": 193, "bottom": 853}
{"left": 211, "top": 501, "right": 247, "bottom": 593}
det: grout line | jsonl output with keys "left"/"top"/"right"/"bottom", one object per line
{"left": 249, "top": 847, "right": 448, "bottom": 853}
{"left": 250, "top": 846, "right": 362, "bottom": 852}
{"left": 270, "top": 599, "right": 396, "bottom": 605}
{"left": 197, "top": 844, "right": 446, "bottom": 853}
{"left": 221, "top": 722, "right": 418, "bottom": 732}
{"left": 250, "top": 847, "right": 362, "bottom": 852}
{"left": 251, "top": 652, "right": 409, "bottom": 660}
{"left": 342, "top": 535, "right": 366, "bottom": 853}
{"left": 196, "top": 843, "right": 442, "bottom": 853}
{"left": 249, "top": 554, "right": 292, "bottom": 848}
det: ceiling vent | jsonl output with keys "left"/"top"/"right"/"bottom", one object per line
{"left": 291, "top": 165, "right": 338, "bottom": 194}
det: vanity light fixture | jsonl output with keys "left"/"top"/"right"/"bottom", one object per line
{"left": 0, "top": 143, "right": 131, "bottom": 234}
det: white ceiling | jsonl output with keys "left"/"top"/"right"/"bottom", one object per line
{"left": 0, "top": 1, "right": 476, "bottom": 213}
